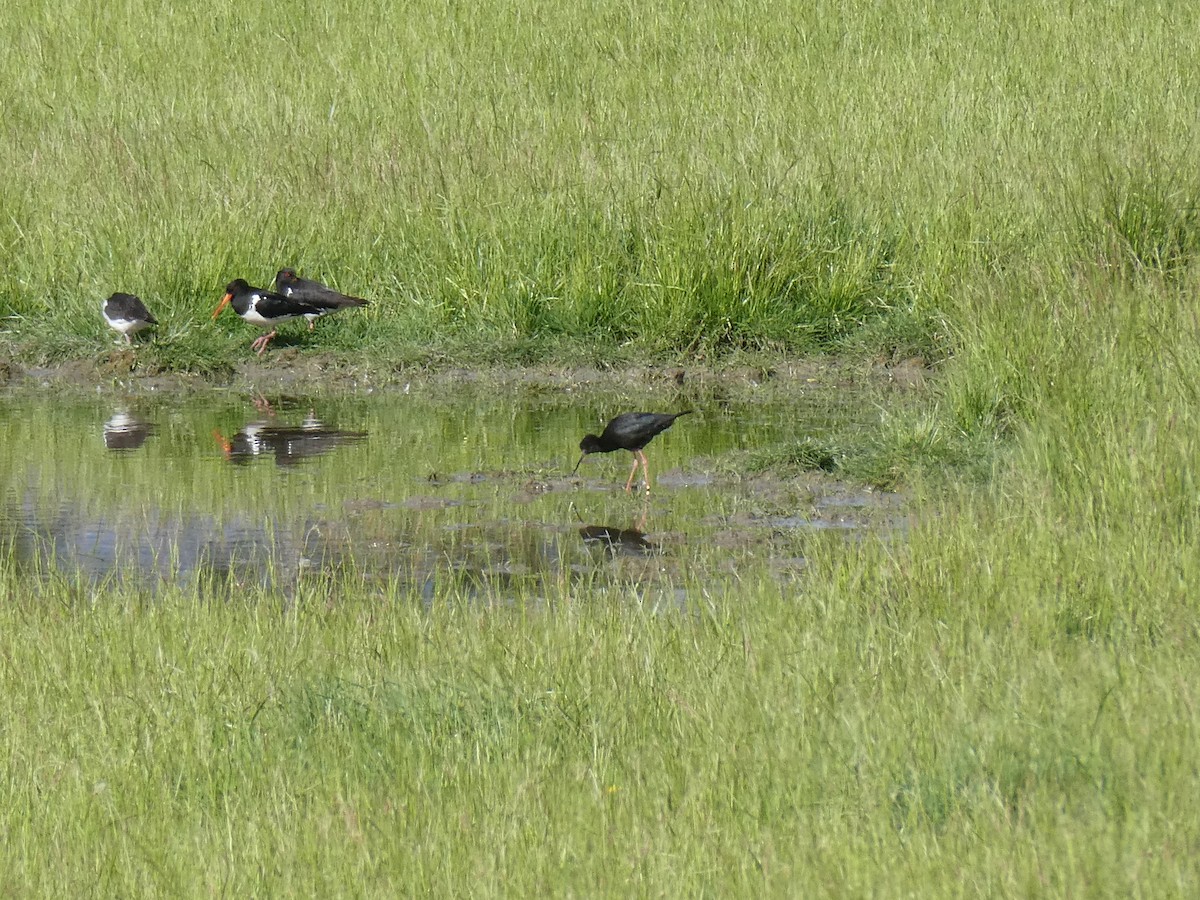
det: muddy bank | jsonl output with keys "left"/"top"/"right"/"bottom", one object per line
{"left": 0, "top": 349, "right": 930, "bottom": 398}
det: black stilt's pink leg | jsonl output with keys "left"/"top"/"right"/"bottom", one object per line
{"left": 625, "top": 455, "right": 640, "bottom": 492}
{"left": 639, "top": 449, "right": 651, "bottom": 494}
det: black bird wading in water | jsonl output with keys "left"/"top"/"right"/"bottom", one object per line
{"left": 572, "top": 411, "right": 692, "bottom": 494}
{"left": 274, "top": 268, "right": 369, "bottom": 331}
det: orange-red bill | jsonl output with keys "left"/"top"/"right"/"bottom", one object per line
{"left": 212, "top": 292, "right": 232, "bottom": 321}
{"left": 212, "top": 429, "right": 232, "bottom": 457}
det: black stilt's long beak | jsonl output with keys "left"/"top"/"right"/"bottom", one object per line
{"left": 572, "top": 453, "right": 587, "bottom": 475}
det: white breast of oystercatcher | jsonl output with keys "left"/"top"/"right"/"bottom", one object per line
{"left": 241, "top": 294, "right": 286, "bottom": 328}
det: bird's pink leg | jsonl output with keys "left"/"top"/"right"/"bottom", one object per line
{"left": 251, "top": 330, "right": 277, "bottom": 356}
{"left": 625, "top": 455, "right": 640, "bottom": 493}
{"left": 638, "top": 450, "right": 651, "bottom": 494}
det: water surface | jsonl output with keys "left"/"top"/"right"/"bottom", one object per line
{"left": 0, "top": 387, "right": 902, "bottom": 603}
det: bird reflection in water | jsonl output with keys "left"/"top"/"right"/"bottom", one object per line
{"left": 213, "top": 409, "right": 367, "bottom": 467}
{"left": 103, "top": 410, "right": 155, "bottom": 451}
{"left": 579, "top": 508, "right": 657, "bottom": 557}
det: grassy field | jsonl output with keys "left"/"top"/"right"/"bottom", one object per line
{"left": 3, "top": 0, "right": 1200, "bottom": 894}
{"left": 11, "top": 0, "right": 1197, "bottom": 368}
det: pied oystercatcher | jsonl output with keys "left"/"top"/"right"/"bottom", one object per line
{"left": 573, "top": 411, "right": 692, "bottom": 494}
{"left": 274, "top": 268, "right": 370, "bottom": 331}
{"left": 102, "top": 292, "right": 158, "bottom": 344}
{"left": 212, "top": 279, "right": 325, "bottom": 356}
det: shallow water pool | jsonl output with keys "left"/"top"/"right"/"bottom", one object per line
{"left": 0, "top": 385, "right": 902, "bottom": 604}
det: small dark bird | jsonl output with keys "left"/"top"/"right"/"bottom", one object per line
{"left": 212, "top": 279, "right": 325, "bottom": 356}
{"left": 274, "top": 268, "right": 369, "bottom": 331}
{"left": 572, "top": 411, "right": 692, "bottom": 494}
{"left": 102, "top": 292, "right": 158, "bottom": 344}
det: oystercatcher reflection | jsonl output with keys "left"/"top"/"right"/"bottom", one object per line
{"left": 213, "top": 413, "right": 367, "bottom": 467}
{"left": 103, "top": 410, "right": 155, "bottom": 451}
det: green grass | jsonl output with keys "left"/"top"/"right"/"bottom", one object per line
{"left": 2, "top": 533, "right": 1196, "bottom": 896}
{"left": 4, "top": 0, "right": 1200, "bottom": 894}
{"left": 2, "top": 0, "right": 1139, "bottom": 366}
{"left": 4, "top": 2, "right": 1196, "bottom": 369}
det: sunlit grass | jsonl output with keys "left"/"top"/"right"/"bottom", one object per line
{"left": 1, "top": 527, "right": 1196, "bottom": 895}
{"left": 4, "top": 0, "right": 1200, "bottom": 894}
{"left": 19, "top": 0, "right": 1200, "bottom": 365}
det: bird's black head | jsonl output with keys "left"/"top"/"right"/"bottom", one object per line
{"left": 572, "top": 434, "right": 604, "bottom": 475}
{"left": 214, "top": 279, "right": 250, "bottom": 321}
{"left": 275, "top": 268, "right": 297, "bottom": 285}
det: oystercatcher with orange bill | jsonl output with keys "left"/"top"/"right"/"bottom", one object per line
{"left": 102, "top": 292, "right": 158, "bottom": 344}
{"left": 274, "top": 268, "right": 369, "bottom": 331}
{"left": 212, "top": 279, "right": 325, "bottom": 356}
{"left": 572, "top": 411, "right": 692, "bottom": 494}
